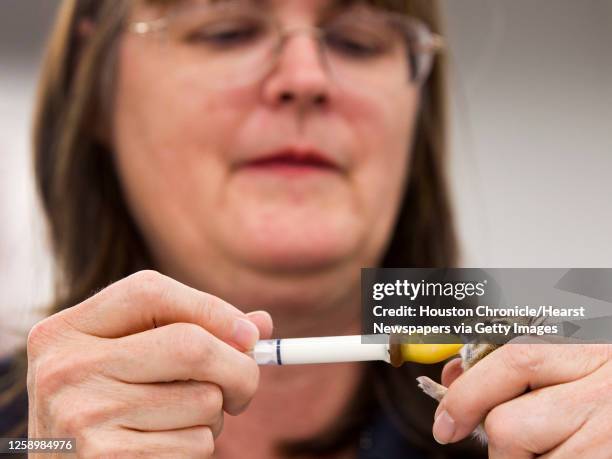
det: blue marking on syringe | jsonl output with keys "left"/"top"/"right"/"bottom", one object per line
{"left": 276, "top": 338, "right": 282, "bottom": 365}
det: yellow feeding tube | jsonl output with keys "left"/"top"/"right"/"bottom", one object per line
{"left": 388, "top": 334, "right": 463, "bottom": 366}
{"left": 400, "top": 343, "right": 464, "bottom": 364}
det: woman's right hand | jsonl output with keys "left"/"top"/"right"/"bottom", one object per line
{"left": 26, "top": 270, "right": 273, "bottom": 458}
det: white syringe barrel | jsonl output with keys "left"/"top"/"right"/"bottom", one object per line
{"left": 250, "top": 335, "right": 390, "bottom": 365}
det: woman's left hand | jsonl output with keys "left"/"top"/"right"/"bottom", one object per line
{"left": 435, "top": 340, "right": 612, "bottom": 458}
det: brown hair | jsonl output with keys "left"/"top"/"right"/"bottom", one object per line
{"left": 6, "top": 0, "right": 484, "bottom": 456}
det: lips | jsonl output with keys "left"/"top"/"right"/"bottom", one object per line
{"left": 239, "top": 148, "right": 341, "bottom": 172}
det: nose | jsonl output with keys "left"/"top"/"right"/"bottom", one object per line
{"left": 261, "top": 30, "right": 332, "bottom": 112}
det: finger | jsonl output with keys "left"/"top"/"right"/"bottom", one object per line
{"left": 246, "top": 311, "right": 274, "bottom": 340}
{"left": 60, "top": 270, "right": 259, "bottom": 350}
{"left": 539, "top": 417, "right": 612, "bottom": 459}
{"left": 84, "top": 426, "right": 215, "bottom": 458}
{"left": 50, "top": 380, "right": 225, "bottom": 437}
{"left": 434, "top": 341, "right": 611, "bottom": 443}
{"left": 133, "top": 426, "right": 215, "bottom": 458}
{"left": 116, "top": 381, "right": 224, "bottom": 437}
{"left": 539, "top": 364, "right": 612, "bottom": 459}
{"left": 484, "top": 381, "right": 593, "bottom": 458}
{"left": 441, "top": 358, "right": 464, "bottom": 387}
{"left": 105, "top": 323, "right": 259, "bottom": 414}
{"left": 488, "top": 444, "right": 534, "bottom": 459}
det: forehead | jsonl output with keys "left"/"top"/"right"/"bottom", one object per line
{"left": 141, "top": 0, "right": 412, "bottom": 14}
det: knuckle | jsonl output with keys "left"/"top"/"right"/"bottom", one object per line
{"left": 197, "top": 293, "right": 237, "bottom": 337}
{"left": 123, "top": 269, "right": 169, "bottom": 303}
{"left": 211, "top": 411, "right": 225, "bottom": 439}
{"left": 241, "top": 360, "right": 260, "bottom": 399}
{"left": 56, "top": 400, "right": 109, "bottom": 435}
{"left": 590, "top": 344, "right": 612, "bottom": 364}
{"left": 199, "top": 427, "right": 215, "bottom": 457}
{"left": 174, "top": 323, "right": 209, "bottom": 365}
{"left": 30, "top": 352, "right": 110, "bottom": 414}
{"left": 77, "top": 399, "right": 123, "bottom": 430}
{"left": 603, "top": 343, "right": 612, "bottom": 364}
{"left": 27, "top": 317, "right": 58, "bottom": 356}
{"left": 54, "top": 405, "right": 85, "bottom": 435}
{"left": 226, "top": 357, "right": 260, "bottom": 415}
{"left": 30, "top": 354, "right": 74, "bottom": 398}
{"left": 503, "top": 343, "right": 542, "bottom": 377}
{"left": 199, "top": 295, "right": 216, "bottom": 326}
{"left": 197, "top": 292, "right": 225, "bottom": 328}
{"left": 200, "top": 384, "right": 224, "bottom": 413}
{"left": 52, "top": 398, "right": 117, "bottom": 435}
{"left": 130, "top": 269, "right": 165, "bottom": 284}
{"left": 484, "top": 406, "right": 516, "bottom": 448}
{"left": 577, "top": 344, "right": 606, "bottom": 376}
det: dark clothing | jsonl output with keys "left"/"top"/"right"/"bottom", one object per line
{"left": 0, "top": 357, "right": 27, "bottom": 436}
{"left": 0, "top": 356, "right": 28, "bottom": 458}
{"left": 358, "top": 410, "right": 427, "bottom": 459}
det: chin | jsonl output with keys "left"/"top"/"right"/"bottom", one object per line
{"left": 234, "top": 232, "right": 358, "bottom": 272}
{"left": 216, "top": 199, "right": 366, "bottom": 272}
{"left": 220, "top": 241, "right": 364, "bottom": 314}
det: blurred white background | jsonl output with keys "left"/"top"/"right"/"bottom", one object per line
{"left": 1, "top": 0, "right": 611, "bottom": 355}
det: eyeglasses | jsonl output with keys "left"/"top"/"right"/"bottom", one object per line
{"left": 129, "top": 1, "right": 444, "bottom": 92}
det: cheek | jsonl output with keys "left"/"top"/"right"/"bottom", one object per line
{"left": 111, "top": 39, "right": 244, "bottom": 248}
{"left": 344, "top": 87, "right": 418, "bottom": 233}
{"left": 113, "top": 62, "right": 233, "bottom": 163}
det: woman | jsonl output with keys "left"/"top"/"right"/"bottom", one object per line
{"left": 2, "top": 0, "right": 610, "bottom": 458}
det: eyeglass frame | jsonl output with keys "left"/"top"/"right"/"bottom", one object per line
{"left": 127, "top": 2, "right": 446, "bottom": 88}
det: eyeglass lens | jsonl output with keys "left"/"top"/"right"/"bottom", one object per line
{"left": 142, "top": 1, "right": 436, "bottom": 90}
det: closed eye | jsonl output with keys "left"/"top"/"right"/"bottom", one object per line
{"left": 185, "top": 21, "right": 265, "bottom": 47}
{"left": 324, "top": 31, "right": 384, "bottom": 58}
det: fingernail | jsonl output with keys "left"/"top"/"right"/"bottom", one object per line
{"left": 232, "top": 318, "right": 259, "bottom": 350}
{"left": 246, "top": 310, "right": 272, "bottom": 322}
{"left": 432, "top": 410, "right": 456, "bottom": 445}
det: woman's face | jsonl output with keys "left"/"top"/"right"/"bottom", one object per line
{"left": 112, "top": 0, "right": 420, "bottom": 305}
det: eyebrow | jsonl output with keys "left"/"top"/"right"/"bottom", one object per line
{"left": 237, "top": 0, "right": 378, "bottom": 17}
{"left": 207, "top": 0, "right": 352, "bottom": 5}
{"left": 143, "top": 0, "right": 392, "bottom": 19}
{"left": 146, "top": 0, "right": 358, "bottom": 9}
